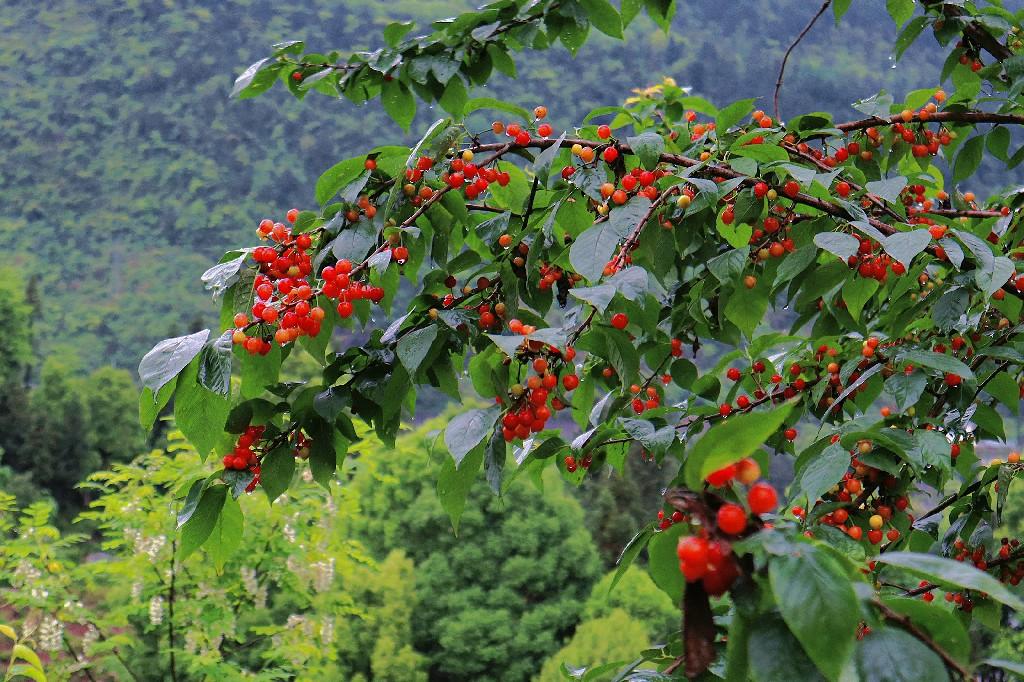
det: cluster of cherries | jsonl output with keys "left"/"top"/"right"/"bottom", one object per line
{"left": 673, "top": 458, "right": 779, "bottom": 596}
{"left": 498, "top": 350, "right": 579, "bottom": 443}
{"left": 231, "top": 209, "right": 327, "bottom": 353}
{"left": 846, "top": 238, "right": 908, "bottom": 282}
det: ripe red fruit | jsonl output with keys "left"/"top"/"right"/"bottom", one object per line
{"left": 836, "top": 181, "right": 851, "bottom": 198}
{"left": 562, "top": 374, "right": 580, "bottom": 391}
{"left": 717, "top": 504, "right": 747, "bottom": 535}
{"left": 783, "top": 180, "right": 800, "bottom": 198}
{"left": 597, "top": 124, "right": 611, "bottom": 139}
{"left": 706, "top": 464, "right": 737, "bottom": 487}
{"left": 337, "top": 301, "right": 354, "bottom": 318}
{"left": 726, "top": 367, "right": 741, "bottom": 381}
{"left": 610, "top": 313, "right": 629, "bottom": 329}
{"left": 537, "top": 123, "right": 553, "bottom": 137}
{"left": 719, "top": 403, "right": 733, "bottom": 417}
{"left": 748, "top": 483, "right": 778, "bottom": 515}
{"left": 783, "top": 428, "right": 797, "bottom": 441}
{"left": 945, "top": 373, "right": 962, "bottom": 386}
{"left": 603, "top": 146, "right": 619, "bottom": 163}
{"left": 286, "top": 208, "right": 299, "bottom": 223}
{"left": 753, "top": 182, "right": 768, "bottom": 198}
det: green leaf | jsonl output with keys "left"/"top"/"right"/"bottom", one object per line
{"left": 8, "top": 664, "right": 46, "bottom": 682}
{"left": 207, "top": 493, "right": 244, "bottom": 571}
{"left": 716, "top": 98, "right": 756, "bottom": 133}
{"left": 174, "top": 358, "right": 230, "bottom": 460}
{"left": 261, "top": 447, "right": 296, "bottom": 502}
{"left": 953, "top": 135, "right": 985, "bottom": 184}
{"left": 239, "top": 343, "right": 283, "bottom": 399}
{"left": 792, "top": 442, "right": 850, "bottom": 508}
{"left": 201, "top": 252, "right": 249, "bottom": 300}
{"left": 748, "top": 614, "right": 825, "bottom": 682}
{"left": 814, "top": 232, "right": 859, "bottom": 261}
{"left": 833, "top": 0, "right": 852, "bottom": 22}
{"left": 306, "top": 416, "right": 339, "bottom": 487}
{"left": 570, "top": 197, "right": 651, "bottom": 281}
{"left": 332, "top": 221, "right": 378, "bottom": 265}
{"left": 533, "top": 132, "right": 567, "bottom": 184}
{"left": 138, "top": 329, "right": 210, "bottom": 394}
{"left": 774, "top": 245, "right": 817, "bottom": 287}
{"left": 382, "top": 79, "right": 416, "bottom": 133}
{"left": 179, "top": 484, "right": 227, "bottom": 560}
{"left": 579, "top": 0, "right": 623, "bottom": 38}
{"left": 397, "top": 325, "right": 439, "bottom": 376}
{"left": 609, "top": 523, "right": 655, "bottom": 593}
{"left": 885, "top": 0, "right": 915, "bottom": 25}
{"left": 569, "top": 284, "right": 616, "bottom": 314}
{"left": 932, "top": 287, "right": 969, "bottom": 331}
{"left": 316, "top": 156, "right": 366, "bottom": 205}
{"left": 626, "top": 132, "right": 665, "bottom": 170}
{"left": 647, "top": 522, "right": 685, "bottom": 602}
{"left": 985, "top": 370, "right": 1020, "bottom": 413}
{"left": 198, "top": 331, "right": 233, "bottom": 397}
{"left": 897, "top": 349, "right": 974, "bottom": 381}
{"left": 976, "top": 256, "right": 1015, "bottom": 299}
{"left": 445, "top": 407, "right": 501, "bottom": 466}
{"left": 439, "top": 76, "right": 468, "bottom": 117}
{"left": 855, "top": 627, "right": 946, "bottom": 682}
{"left": 877, "top": 552, "right": 1024, "bottom": 610}
{"left": 383, "top": 21, "right": 414, "bottom": 47}
{"left": 230, "top": 57, "right": 274, "bottom": 98}
{"left": 724, "top": 281, "right": 767, "bottom": 338}
{"left": 843, "top": 276, "right": 878, "bottom": 322}
{"left": 882, "top": 229, "right": 931, "bottom": 267}
{"left": 883, "top": 372, "right": 927, "bottom": 412}
{"left": 437, "top": 442, "right": 483, "bottom": 533}
{"left": 894, "top": 16, "right": 929, "bottom": 60}
{"left": 176, "top": 478, "right": 207, "bottom": 529}
{"left": 733, "top": 143, "right": 789, "bottom": 163}
{"left": 769, "top": 545, "right": 859, "bottom": 680}
{"left": 140, "top": 380, "right": 176, "bottom": 431}
{"left": 685, "top": 402, "right": 795, "bottom": 489}
{"left": 864, "top": 176, "right": 907, "bottom": 203}
{"left": 463, "top": 97, "right": 533, "bottom": 125}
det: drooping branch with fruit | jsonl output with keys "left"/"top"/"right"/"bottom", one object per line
{"left": 140, "top": 1, "right": 1024, "bottom": 679}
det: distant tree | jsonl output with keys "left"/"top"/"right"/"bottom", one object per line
{"left": 582, "top": 566, "right": 679, "bottom": 641}
{"left": 346, "top": 419, "right": 603, "bottom": 681}
{"left": 536, "top": 609, "right": 651, "bottom": 682}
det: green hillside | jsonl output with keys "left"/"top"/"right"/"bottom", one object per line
{"left": 2, "top": 0, "right": 948, "bottom": 369}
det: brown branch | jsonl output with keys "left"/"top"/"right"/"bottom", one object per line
{"left": 773, "top": 0, "right": 832, "bottom": 121}
{"left": 467, "top": 135, "right": 1024, "bottom": 302}
{"left": 832, "top": 111, "right": 1024, "bottom": 135}
{"left": 873, "top": 599, "right": 971, "bottom": 679}
{"left": 920, "top": 0, "right": 1013, "bottom": 62}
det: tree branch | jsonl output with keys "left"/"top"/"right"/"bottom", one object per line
{"left": 872, "top": 598, "right": 971, "bottom": 679}
{"left": 773, "top": 0, "right": 832, "bottom": 121}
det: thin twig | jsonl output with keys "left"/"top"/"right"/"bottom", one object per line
{"left": 873, "top": 599, "right": 971, "bottom": 679}
{"left": 773, "top": 0, "right": 832, "bottom": 121}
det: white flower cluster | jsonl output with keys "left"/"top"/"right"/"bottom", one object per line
{"left": 133, "top": 534, "right": 167, "bottom": 561}
{"left": 37, "top": 615, "right": 64, "bottom": 652}
{"left": 240, "top": 566, "right": 259, "bottom": 594}
{"left": 131, "top": 581, "right": 144, "bottom": 601}
{"left": 149, "top": 596, "right": 164, "bottom": 625}
{"left": 310, "top": 558, "right": 335, "bottom": 593}
{"left": 12, "top": 561, "right": 41, "bottom": 587}
{"left": 320, "top": 617, "right": 334, "bottom": 644}
{"left": 82, "top": 624, "right": 99, "bottom": 655}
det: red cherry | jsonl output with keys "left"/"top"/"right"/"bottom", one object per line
{"left": 726, "top": 367, "right": 741, "bottom": 381}
{"left": 706, "top": 464, "right": 737, "bottom": 487}
{"left": 836, "top": 181, "right": 851, "bottom": 198}
{"left": 748, "top": 483, "right": 778, "bottom": 515}
{"left": 537, "top": 123, "right": 553, "bottom": 137}
{"left": 597, "top": 124, "right": 612, "bottom": 139}
{"left": 783, "top": 428, "right": 797, "bottom": 441}
{"left": 783, "top": 180, "right": 800, "bottom": 198}
{"left": 603, "top": 146, "right": 619, "bottom": 163}
{"left": 286, "top": 208, "right": 299, "bottom": 223}
{"left": 719, "top": 403, "right": 733, "bottom": 417}
{"left": 610, "top": 313, "right": 629, "bottom": 330}
{"left": 717, "top": 504, "right": 747, "bottom": 535}
{"left": 562, "top": 374, "right": 580, "bottom": 391}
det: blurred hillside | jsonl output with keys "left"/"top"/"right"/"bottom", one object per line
{"left": 0, "top": 0, "right": 953, "bottom": 369}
